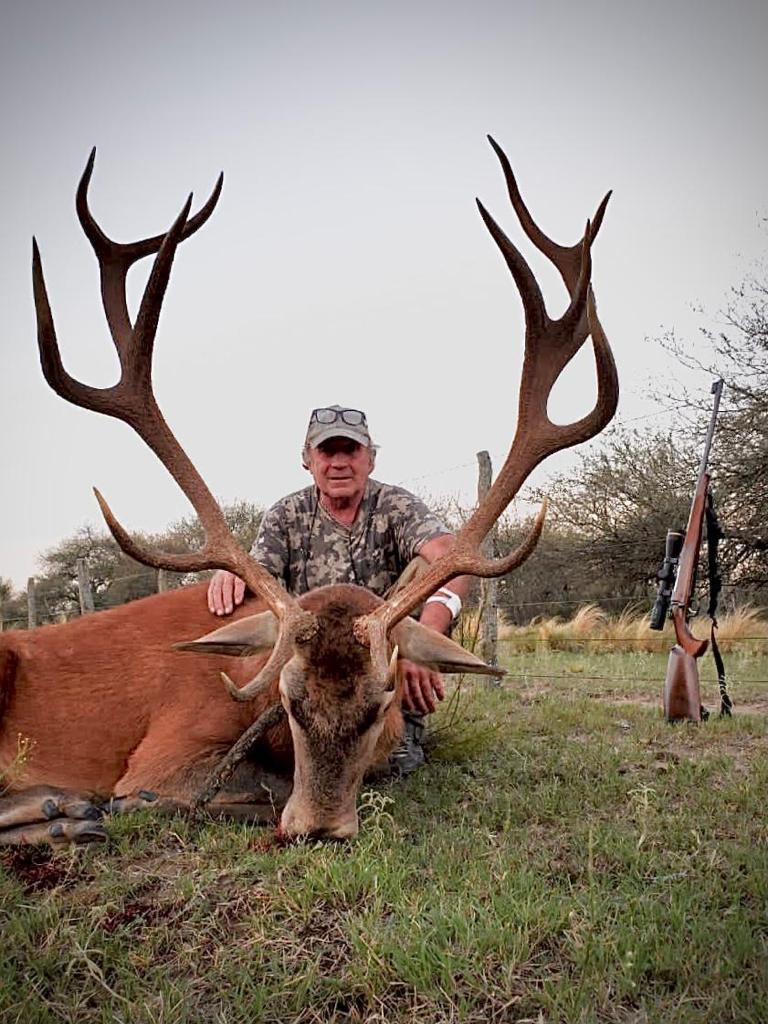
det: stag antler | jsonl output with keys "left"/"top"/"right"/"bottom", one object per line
{"left": 32, "top": 151, "right": 316, "bottom": 700}
{"left": 355, "top": 137, "right": 619, "bottom": 676}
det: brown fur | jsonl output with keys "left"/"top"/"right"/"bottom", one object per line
{"left": 0, "top": 584, "right": 284, "bottom": 799}
{"left": 299, "top": 586, "right": 382, "bottom": 699}
{"left": 0, "top": 648, "right": 17, "bottom": 722}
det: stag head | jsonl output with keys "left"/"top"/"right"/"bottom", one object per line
{"left": 32, "top": 140, "right": 618, "bottom": 840}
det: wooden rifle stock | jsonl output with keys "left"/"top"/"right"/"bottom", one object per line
{"left": 662, "top": 380, "right": 723, "bottom": 723}
{"left": 663, "top": 475, "right": 710, "bottom": 722}
{"left": 663, "top": 644, "right": 705, "bottom": 723}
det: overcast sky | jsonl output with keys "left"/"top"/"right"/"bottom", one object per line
{"left": 1, "top": 1, "right": 765, "bottom": 588}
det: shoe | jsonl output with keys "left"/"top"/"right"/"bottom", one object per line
{"left": 388, "top": 712, "right": 426, "bottom": 777}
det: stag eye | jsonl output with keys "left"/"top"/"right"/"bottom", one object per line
{"left": 354, "top": 690, "right": 396, "bottom": 736}
{"left": 287, "top": 697, "right": 311, "bottom": 731}
{"left": 354, "top": 703, "right": 381, "bottom": 737}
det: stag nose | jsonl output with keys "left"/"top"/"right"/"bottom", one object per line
{"left": 279, "top": 804, "right": 359, "bottom": 842}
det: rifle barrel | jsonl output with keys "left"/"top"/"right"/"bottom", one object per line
{"left": 697, "top": 378, "right": 724, "bottom": 477}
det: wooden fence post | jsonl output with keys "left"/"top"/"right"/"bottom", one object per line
{"left": 76, "top": 559, "right": 95, "bottom": 615}
{"left": 476, "top": 451, "right": 499, "bottom": 677}
{"left": 157, "top": 569, "right": 168, "bottom": 593}
{"left": 27, "top": 577, "right": 38, "bottom": 629}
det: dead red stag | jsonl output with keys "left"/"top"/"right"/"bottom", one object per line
{"left": 0, "top": 138, "right": 618, "bottom": 846}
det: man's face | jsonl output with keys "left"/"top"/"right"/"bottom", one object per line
{"left": 307, "top": 437, "right": 374, "bottom": 503}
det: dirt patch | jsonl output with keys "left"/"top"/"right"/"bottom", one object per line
{"left": 100, "top": 893, "right": 184, "bottom": 934}
{"left": 0, "top": 845, "right": 91, "bottom": 893}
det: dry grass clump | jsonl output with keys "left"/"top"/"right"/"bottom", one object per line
{"left": 0, "top": 734, "right": 34, "bottom": 794}
{"left": 497, "top": 603, "right": 768, "bottom": 654}
{"left": 718, "top": 605, "right": 768, "bottom": 637}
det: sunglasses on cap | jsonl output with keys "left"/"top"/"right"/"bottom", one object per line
{"left": 309, "top": 407, "right": 368, "bottom": 427}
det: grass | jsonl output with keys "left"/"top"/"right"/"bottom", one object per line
{"left": 1, "top": 619, "right": 767, "bottom": 1023}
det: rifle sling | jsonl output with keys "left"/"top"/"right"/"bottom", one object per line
{"left": 705, "top": 489, "right": 733, "bottom": 718}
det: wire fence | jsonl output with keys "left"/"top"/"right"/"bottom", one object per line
{"left": 2, "top": 572, "right": 767, "bottom": 634}
{"left": 495, "top": 635, "right": 768, "bottom": 645}
{"left": 499, "top": 671, "right": 768, "bottom": 686}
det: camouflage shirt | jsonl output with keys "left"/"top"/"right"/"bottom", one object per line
{"left": 251, "top": 479, "right": 448, "bottom": 597}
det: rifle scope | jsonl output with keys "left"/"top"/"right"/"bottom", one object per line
{"left": 649, "top": 529, "right": 684, "bottom": 630}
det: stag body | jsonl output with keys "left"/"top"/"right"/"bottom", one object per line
{"left": 0, "top": 138, "right": 618, "bottom": 846}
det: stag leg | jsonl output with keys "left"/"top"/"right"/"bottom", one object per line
{"left": 0, "top": 770, "right": 292, "bottom": 847}
{"left": 107, "top": 767, "right": 292, "bottom": 824}
{"left": 202, "top": 763, "right": 292, "bottom": 821}
{"left": 0, "top": 786, "right": 107, "bottom": 847}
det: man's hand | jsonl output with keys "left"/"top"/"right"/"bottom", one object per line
{"left": 207, "top": 570, "right": 246, "bottom": 616}
{"left": 399, "top": 658, "right": 445, "bottom": 714}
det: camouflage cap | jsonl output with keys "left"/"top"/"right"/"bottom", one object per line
{"left": 305, "top": 405, "right": 373, "bottom": 449}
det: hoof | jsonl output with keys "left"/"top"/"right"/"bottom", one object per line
{"left": 42, "top": 799, "right": 60, "bottom": 820}
{"left": 42, "top": 794, "right": 103, "bottom": 822}
{"left": 104, "top": 792, "right": 158, "bottom": 815}
{"left": 48, "top": 820, "right": 108, "bottom": 845}
{"left": 61, "top": 799, "right": 103, "bottom": 821}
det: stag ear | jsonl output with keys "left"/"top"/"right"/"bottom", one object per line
{"left": 174, "top": 611, "right": 279, "bottom": 657}
{"left": 391, "top": 618, "right": 504, "bottom": 677}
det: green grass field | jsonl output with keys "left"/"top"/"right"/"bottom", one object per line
{"left": 2, "top": 642, "right": 767, "bottom": 1023}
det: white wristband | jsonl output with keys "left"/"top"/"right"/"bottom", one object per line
{"left": 425, "top": 587, "right": 462, "bottom": 621}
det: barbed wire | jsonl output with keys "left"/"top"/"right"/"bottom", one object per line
{"left": 496, "top": 635, "right": 768, "bottom": 645}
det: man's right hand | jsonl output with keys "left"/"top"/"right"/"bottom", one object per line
{"left": 207, "top": 570, "right": 246, "bottom": 616}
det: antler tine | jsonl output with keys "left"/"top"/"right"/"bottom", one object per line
{"left": 559, "top": 220, "right": 594, "bottom": 337}
{"left": 475, "top": 199, "right": 547, "bottom": 335}
{"left": 33, "top": 238, "right": 110, "bottom": 413}
{"left": 34, "top": 156, "right": 312, "bottom": 650}
{"left": 356, "top": 142, "right": 618, "bottom": 641}
{"left": 572, "top": 287, "right": 619, "bottom": 440}
{"left": 34, "top": 192, "right": 192, "bottom": 422}
{"left": 488, "top": 134, "right": 611, "bottom": 294}
{"left": 220, "top": 619, "right": 303, "bottom": 701}
{"left": 76, "top": 148, "right": 224, "bottom": 351}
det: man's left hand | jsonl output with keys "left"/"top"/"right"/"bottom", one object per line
{"left": 398, "top": 658, "right": 445, "bottom": 714}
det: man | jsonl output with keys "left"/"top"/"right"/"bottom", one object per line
{"left": 208, "top": 405, "right": 470, "bottom": 774}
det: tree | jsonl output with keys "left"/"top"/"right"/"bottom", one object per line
{"left": 0, "top": 577, "right": 21, "bottom": 630}
{"left": 494, "top": 517, "right": 595, "bottom": 624}
{"left": 36, "top": 525, "right": 157, "bottom": 619}
{"left": 162, "top": 498, "right": 263, "bottom": 561}
{"left": 531, "top": 429, "right": 695, "bottom": 605}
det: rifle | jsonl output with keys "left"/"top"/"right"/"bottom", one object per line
{"left": 649, "top": 380, "right": 725, "bottom": 722}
